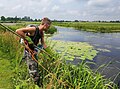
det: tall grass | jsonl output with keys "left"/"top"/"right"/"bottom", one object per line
{"left": 53, "top": 22, "right": 120, "bottom": 33}
{"left": 0, "top": 30, "right": 118, "bottom": 88}
{"left": 0, "top": 32, "right": 21, "bottom": 58}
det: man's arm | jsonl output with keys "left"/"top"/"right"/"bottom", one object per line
{"left": 16, "top": 27, "right": 36, "bottom": 38}
{"left": 41, "top": 36, "right": 47, "bottom": 49}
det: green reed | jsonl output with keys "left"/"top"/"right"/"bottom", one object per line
{"left": 0, "top": 30, "right": 118, "bottom": 89}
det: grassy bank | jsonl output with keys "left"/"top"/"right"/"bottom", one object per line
{"left": 0, "top": 28, "right": 118, "bottom": 88}
{"left": 53, "top": 22, "right": 120, "bottom": 33}
{"left": 0, "top": 56, "right": 13, "bottom": 89}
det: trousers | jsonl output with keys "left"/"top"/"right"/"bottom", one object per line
{"left": 24, "top": 50, "right": 40, "bottom": 86}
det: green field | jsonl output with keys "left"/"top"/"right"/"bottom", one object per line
{"left": 53, "top": 22, "right": 120, "bottom": 33}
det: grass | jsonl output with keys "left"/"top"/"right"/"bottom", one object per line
{"left": 0, "top": 51, "right": 13, "bottom": 89}
{"left": 53, "top": 22, "right": 120, "bottom": 33}
{"left": 0, "top": 26, "right": 119, "bottom": 88}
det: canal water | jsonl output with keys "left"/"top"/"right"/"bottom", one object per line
{"left": 51, "top": 26, "right": 120, "bottom": 83}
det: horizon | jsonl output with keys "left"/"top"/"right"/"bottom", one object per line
{"left": 0, "top": 15, "right": 120, "bottom": 22}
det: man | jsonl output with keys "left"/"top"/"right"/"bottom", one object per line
{"left": 16, "top": 17, "right": 51, "bottom": 86}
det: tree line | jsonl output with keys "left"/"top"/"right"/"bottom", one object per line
{"left": 0, "top": 16, "right": 41, "bottom": 22}
{"left": 0, "top": 16, "right": 120, "bottom": 23}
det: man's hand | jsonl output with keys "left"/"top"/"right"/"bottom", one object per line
{"left": 25, "top": 36, "right": 34, "bottom": 45}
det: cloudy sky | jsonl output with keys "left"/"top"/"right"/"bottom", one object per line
{"left": 0, "top": 0, "right": 120, "bottom": 21}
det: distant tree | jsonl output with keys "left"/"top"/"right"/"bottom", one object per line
{"left": 74, "top": 20, "right": 79, "bottom": 22}
{"left": 1, "top": 16, "right": 6, "bottom": 21}
{"left": 34, "top": 19, "right": 38, "bottom": 22}
{"left": 53, "top": 19, "right": 57, "bottom": 22}
{"left": 6, "top": 17, "right": 14, "bottom": 21}
{"left": 110, "top": 20, "right": 120, "bottom": 23}
{"left": 14, "top": 16, "right": 20, "bottom": 22}
{"left": 37, "top": 19, "right": 41, "bottom": 22}
{"left": 0, "top": 16, "right": 46, "bottom": 22}
{"left": 22, "top": 16, "right": 31, "bottom": 21}
{"left": 116, "top": 20, "right": 120, "bottom": 23}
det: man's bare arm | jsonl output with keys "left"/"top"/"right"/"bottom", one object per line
{"left": 16, "top": 27, "right": 36, "bottom": 38}
{"left": 41, "top": 36, "right": 47, "bottom": 49}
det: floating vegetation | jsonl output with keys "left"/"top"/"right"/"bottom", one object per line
{"left": 50, "top": 40, "right": 98, "bottom": 61}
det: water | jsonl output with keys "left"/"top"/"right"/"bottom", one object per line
{"left": 51, "top": 26, "right": 120, "bottom": 83}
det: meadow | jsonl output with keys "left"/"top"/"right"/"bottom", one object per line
{"left": 0, "top": 23, "right": 119, "bottom": 89}
{"left": 53, "top": 22, "right": 120, "bottom": 33}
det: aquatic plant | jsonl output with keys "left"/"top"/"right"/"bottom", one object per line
{"left": 50, "top": 40, "right": 98, "bottom": 61}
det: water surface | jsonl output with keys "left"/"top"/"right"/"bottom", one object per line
{"left": 51, "top": 26, "right": 120, "bottom": 83}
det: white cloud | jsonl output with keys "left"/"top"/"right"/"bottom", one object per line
{"left": 0, "top": 3, "right": 3, "bottom": 7}
{"left": 67, "top": 10, "right": 80, "bottom": 15}
{"left": 0, "top": 0, "right": 119, "bottom": 21}
{"left": 87, "top": 0, "right": 112, "bottom": 6}
{"left": 58, "top": 0, "right": 75, "bottom": 4}
{"left": 52, "top": 5, "right": 60, "bottom": 12}
{"left": 12, "top": 5, "right": 22, "bottom": 10}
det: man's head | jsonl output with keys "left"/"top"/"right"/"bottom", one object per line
{"left": 41, "top": 17, "right": 51, "bottom": 31}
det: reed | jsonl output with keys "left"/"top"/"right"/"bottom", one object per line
{"left": 0, "top": 29, "right": 118, "bottom": 89}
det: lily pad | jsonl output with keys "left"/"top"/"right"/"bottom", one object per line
{"left": 50, "top": 40, "right": 98, "bottom": 61}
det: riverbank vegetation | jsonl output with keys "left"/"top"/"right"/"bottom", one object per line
{"left": 0, "top": 25, "right": 118, "bottom": 88}
{"left": 53, "top": 22, "right": 120, "bottom": 33}
{"left": 1, "top": 21, "right": 120, "bottom": 33}
{"left": 0, "top": 22, "right": 57, "bottom": 34}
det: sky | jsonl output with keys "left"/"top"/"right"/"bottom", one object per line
{"left": 0, "top": 0, "right": 120, "bottom": 21}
